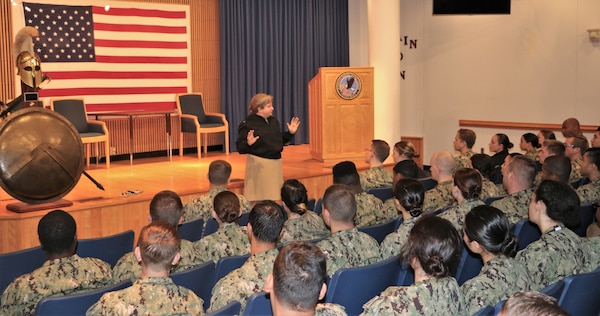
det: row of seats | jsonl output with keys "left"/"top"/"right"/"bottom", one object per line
{"left": 178, "top": 211, "right": 250, "bottom": 242}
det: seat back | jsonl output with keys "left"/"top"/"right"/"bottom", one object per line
{"left": 484, "top": 196, "right": 503, "bottom": 205}
{"left": 396, "top": 261, "right": 414, "bottom": 286}
{"left": 238, "top": 212, "right": 250, "bottom": 226}
{"left": 307, "top": 198, "right": 316, "bottom": 211}
{"left": 357, "top": 218, "right": 398, "bottom": 244}
{"left": 558, "top": 268, "right": 600, "bottom": 316}
{"left": 394, "top": 216, "right": 404, "bottom": 231}
{"left": 570, "top": 205, "right": 595, "bottom": 237}
{"left": 539, "top": 280, "right": 565, "bottom": 299}
{"left": 453, "top": 246, "right": 483, "bottom": 285}
{"left": 35, "top": 280, "right": 132, "bottom": 315}
{"left": 325, "top": 255, "right": 401, "bottom": 315}
{"left": 171, "top": 260, "right": 216, "bottom": 311}
{"left": 313, "top": 198, "right": 323, "bottom": 216}
{"left": 206, "top": 300, "right": 241, "bottom": 316}
{"left": 0, "top": 246, "right": 46, "bottom": 295}
{"left": 213, "top": 254, "right": 250, "bottom": 285}
{"left": 512, "top": 220, "right": 541, "bottom": 251}
{"left": 51, "top": 99, "right": 89, "bottom": 133}
{"left": 366, "top": 187, "right": 393, "bottom": 202}
{"left": 178, "top": 93, "right": 207, "bottom": 123}
{"left": 203, "top": 218, "right": 219, "bottom": 237}
{"left": 179, "top": 218, "right": 204, "bottom": 242}
{"left": 472, "top": 305, "right": 495, "bottom": 316}
{"left": 244, "top": 292, "right": 272, "bottom": 315}
{"left": 77, "top": 230, "right": 135, "bottom": 267}
{"left": 419, "top": 178, "right": 438, "bottom": 191}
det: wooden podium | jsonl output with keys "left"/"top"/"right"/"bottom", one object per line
{"left": 308, "top": 67, "right": 374, "bottom": 165}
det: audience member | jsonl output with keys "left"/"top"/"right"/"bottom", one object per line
{"left": 183, "top": 160, "right": 251, "bottom": 225}
{"left": 540, "top": 155, "right": 571, "bottom": 184}
{"left": 332, "top": 161, "right": 397, "bottom": 227}
{"left": 423, "top": 151, "right": 457, "bottom": 213}
{"left": 537, "top": 140, "right": 566, "bottom": 164}
{"left": 560, "top": 117, "right": 581, "bottom": 138}
{"left": 537, "top": 129, "right": 556, "bottom": 144}
{"left": 587, "top": 202, "right": 600, "bottom": 238}
{"left": 361, "top": 216, "right": 465, "bottom": 315}
{"left": 489, "top": 133, "right": 513, "bottom": 181}
{"left": 516, "top": 180, "right": 587, "bottom": 290}
{"left": 453, "top": 128, "right": 477, "bottom": 169}
{"left": 461, "top": 205, "right": 532, "bottom": 315}
{"left": 498, "top": 291, "right": 569, "bottom": 316}
{"left": 208, "top": 200, "right": 285, "bottom": 312}
{"left": 360, "top": 139, "right": 393, "bottom": 191}
{"left": 263, "top": 241, "right": 347, "bottom": 316}
{"left": 317, "top": 185, "right": 380, "bottom": 277}
{"left": 577, "top": 147, "right": 600, "bottom": 206}
{"left": 470, "top": 153, "right": 503, "bottom": 199}
{"left": 520, "top": 132, "right": 540, "bottom": 161}
{"left": 439, "top": 168, "right": 485, "bottom": 231}
{"left": 491, "top": 155, "right": 536, "bottom": 223}
{"left": 87, "top": 221, "right": 204, "bottom": 315}
{"left": 279, "top": 179, "right": 330, "bottom": 245}
{"left": 193, "top": 190, "right": 250, "bottom": 264}
{"left": 380, "top": 178, "right": 425, "bottom": 260}
{"left": 391, "top": 141, "right": 428, "bottom": 178}
{"left": 1, "top": 210, "right": 112, "bottom": 315}
{"left": 113, "top": 190, "right": 203, "bottom": 283}
{"left": 381, "top": 160, "right": 423, "bottom": 212}
{"left": 592, "top": 126, "right": 600, "bottom": 148}
{"left": 564, "top": 134, "right": 589, "bottom": 182}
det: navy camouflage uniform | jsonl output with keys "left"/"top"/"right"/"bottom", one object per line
{"left": 359, "top": 166, "right": 393, "bottom": 191}
{"left": 354, "top": 192, "right": 398, "bottom": 227}
{"left": 279, "top": 211, "right": 330, "bottom": 245}
{"left": 183, "top": 187, "right": 251, "bottom": 226}
{"left": 454, "top": 150, "right": 475, "bottom": 169}
{"left": 490, "top": 188, "right": 533, "bottom": 224}
{"left": 193, "top": 223, "right": 250, "bottom": 264}
{"left": 569, "top": 157, "right": 583, "bottom": 183}
{"left": 316, "top": 303, "right": 348, "bottom": 316}
{"left": 577, "top": 177, "right": 600, "bottom": 206}
{"left": 317, "top": 228, "right": 380, "bottom": 277}
{"left": 480, "top": 178, "right": 503, "bottom": 200}
{"left": 423, "top": 180, "right": 456, "bottom": 213}
{"left": 439, "top": 199, "right": 485, "bottom": 231}
{"left": 379, "top": 216, "right": 418, "bottom": 260}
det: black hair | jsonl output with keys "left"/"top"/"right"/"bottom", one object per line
{"left": 149, "top": 190, "right": 184, "bottom": 226}
{"left": 522, "top": 133, "right": 540, "bottom": 148}
{"left": 496, "top": 133, "right": 514, "bottom": 150}
{"left": 213, "top": 190, "right": 241, "bottom": 223}
{"left": 464, "top": 205, "right": 518, "bottom": 257}
{"left": 248, "top": 200, "right": 285, "bottom": 243}
{"left": 393, "top": 160, "right": 420, "bottom": 179}
{"left": 393, "top": 178, "right": 424, "bottom": 217}
{"left": 322, "top": 184, "right": 356, "bottom": 223}
{"left": 453, "top": 168, "right": 482, "bottom": 200}
{"left": 281, "top": 179, "right": 309, "bottom": 216}
{"left": 585, "top": 147, "right": 600, "bottom": 170}
{"left": 470, "top": 154, "right": 493, "bottom": 180}
{"left": 534, "top": 180, "right": 580, "bottom": 227}
{"left": 38, "top": 210, "right": 77, "bottom": 255}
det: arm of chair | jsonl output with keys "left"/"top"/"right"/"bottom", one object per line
{"left": 87, "top": 119, "right": 109, "bottom": 135}
{"left": 204, "top": 112, "right": 228, "bottom": 125}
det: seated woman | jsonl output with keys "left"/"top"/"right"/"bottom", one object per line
{"left": 391, "top": 141, "right": 429, "bottom": 178}
{"left": 516, "top": 180, "right": 589, "bottom": 291}
{"left": 471, "top": 154, "right": 504, "bottom": 199}
{"left": 489, "top": 133, "right": 513, "bottom": 182}
{"left": 380, "top": 178, "right": 425, "bottom": 260}
{"left": 194, "top": 191, "right": 250, "bottom": 263}
{"left": 537, "top": 129, "right": 556, "bottom": 144}
{"left": 279, "top": 179, "right": 330, "bottom": 245}
{"left": 361, "top": 215, "right": 465, "bottom": 315}
{"left": 439, "top": 168, "right": 485, "bottom": 231}
{"left": 520, "top": 132, "right": 541, "bottom": 161}
{"left": 461, "top": 205, "right": 532, "bottom": 315}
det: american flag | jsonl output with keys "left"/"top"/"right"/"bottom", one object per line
{"left": 22, "top": 1, "right": 190, "bottom": 112}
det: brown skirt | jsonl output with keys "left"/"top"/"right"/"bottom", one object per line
{"left": 244, "top": 154, "right": 283, "bottom": 201}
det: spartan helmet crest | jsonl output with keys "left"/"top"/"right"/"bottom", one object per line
{"left": 13, "top": 26, "right": 45, "bottom": 88}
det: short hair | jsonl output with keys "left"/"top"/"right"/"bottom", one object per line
{"left": 495, "top": 133, "right": 514, "bottom": 150}
{"left": 137, "top": 220, "right": 181, "bottom": 270}
{"left": 543, "top": 140, "right": 566, "bottom": 156}
{"left": 464, "top": 205, "right": 518, "bottom": 257}
{"left": 332, "top": 161, "right": 360, "bottom": 186}
{"left": 393, "top": 178, "right": 424, "bottom": 217}
{"left": 149, "top": 190, "right": 184, "bottom": 226}
{"left": 281, "top": 179, "right": 309, "bottom": 216}
{"left": 213, "top": 190, "right": 240, "bottom": 223}
{"left": 38, "top": 210, "right": 77, "bottom": 255}
{"left": 470, "top": 154, "right": 493, "bottom": 180}
{"left": 453, "top": 168, "right": 482, "bottom": 200}
{"left": 500, "top": 291, "right": 568, "bottom": 316}
{"left": 507, "top": 155, "right": 536, "bottom": 187}
{"left": 249, "top": 93, "right": 273, "bottom": 114}
{"left": 208, "top": 160, "right": 232, "bottom": 185}
{"left": 569, "top": 134, "right": 589, "bottom": 153}
{"left": 393, "top": 160, "right": 420, "bottom": 179}
{"left": 457, "top": 129, "right": 476, "bottom": 149}
{"left": 272, "top": 241, "right": 326, "bottom": 312}
{"left": 248, "top": 200, "right": 285, "bottom": 243}
{"left": 394, "top": 141, "right": 420, "bottom": 159}
{"left": 585, "top": 147, "right": 600, "bottom": 170}
{"left": 370, "top": 139, "right": 390, "bottom": 162}
{"left": 534, "top": 180, "right": 580, "bottom": 227}
{"left": 431, "top": 151, "right": 456, "bottom": 175}
{"left": 401, "top": 215, "right": 462, "bottom": 278}
{"left": 539, "top": 129, "right": 556, "bottom": 141}
{"left": 322, "top": 184, "right": 356, "bottom": 223}
{"left": 561, "top": 117, "right": 581, "bottom": 137}
{"left": 522, "top": 133, "right": 540, "bottom": 148}
{"left": 541, "top": 155, "right": 571, "bottom": 183}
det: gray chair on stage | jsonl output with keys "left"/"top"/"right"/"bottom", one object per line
{"left": 77, "top": 230, "right": 135, "bottom": 267}
{"left": 177, "top": 93, "right": 229, "bottom": 158}
{"left": 50, "top": 98, "right": 110, "bottom": 168}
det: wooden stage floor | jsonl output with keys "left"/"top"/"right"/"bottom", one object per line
{"left": 0, "top": 144, "right": 370, "bottom": 254}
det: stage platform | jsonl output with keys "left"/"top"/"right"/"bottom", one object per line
{"left": 0, "top": 144, "right": 374, "bottom": 254}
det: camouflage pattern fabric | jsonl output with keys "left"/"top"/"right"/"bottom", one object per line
{"left": 439, "top": 199, "right": 485, "bottom": 231}
{"left": 316, "top": 228, "right": 380, "bottom": 277}
{"left": 423, "top": 180, "right": 456, "bottom": 213}
{"left": 316, "top": 303, "right": 348, "bottom": 316}
{"left": 524, "top": 149, "right": 538, "bottom": 162}
{"left": 490, "top": 189, "right": 533, "bottom": 224}
{"left": 380, "top": 216, "right": 418, "bottom": 260}
{"left": 569, "top": 157, "right": 582, "bottom": 184}
{"left": 208, "top": 248, "right": 279, "bottom": 312}
{"left": 354, "top": 192, "right": 398, "bottom": 228}
{"left": 461, "top": 256, "right": 532, "bottom": 315}
{"left": 182, "top": 188, "right": 251, "bottom": 225}
{"left": 360, "top": 277, "right": 466, "bottom": 316}
{"left": 112, "top": 239, "right": 203, "bottom": 283}
{"left": 1, "top": 255, "right": 112, "bottom": 316}
{"left": 516, "top": 225, "right": 588, "bottom": 290}
{"left": 279, "top": 211, "right": 330, "bottom": 245}
{"left": 86, "top": 277, "right": 204, "bottom": 315}
{"left": 454, "top": 150, "right": 475, "bottom": 169}
{"left": 193, "top": 223, "right": 250, "bottom": 264}
{"left": 577, "top": 177, "right": 600, "bottom": 206}
{"left": 480, "top": 178, "right": 503, "bottom": 200}
{"left": 360, "top": 166, "right": 393, "bottom": 191}
{"left": 583, "top": 236, "right": 600, "bottom": 269}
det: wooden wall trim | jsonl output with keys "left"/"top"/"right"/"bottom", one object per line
{"left": 459, "top": 120, "right": 598, "bottom": 133}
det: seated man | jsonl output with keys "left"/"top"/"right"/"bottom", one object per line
{"left": 453, "top": 128, "right": 477, "bottom": 169}
{"left": 564, "top": 134, "right": 588, "bottom": 183}
{"left": 1, "top": 210, "right": 112, "bottom": 315}
{"left": 491, "top": 155, "right": 536, "bottom": 224}
{"left": 577, "top": 148, "right": 600, "bottom": 206}
{"left": 317, "top": 184, "right": 380, "bottom": 277}
{"left": 264, "top": 241, "right": 347, "bottom": 316}
{"left": 540, "top": 155, "right": 571, "bottom": 184}
{"left": 423, "top": 151, "right": 457, "bottom": 213}
{"left": 360, "top": 139, "right": 393, "bottom": 191}
{"left": 592, "top": 126, "right": 600, "bottom": 148}
{"left": 113, "top": 190, "right": 203, "bottom": 283}
{"left": 87, "top": 221, "right": 204, "bottom": 315}
{"left": 208, "top": 200, "right": 285, "bottom": 312}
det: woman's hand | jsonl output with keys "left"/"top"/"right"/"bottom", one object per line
{"left": 287, "top": 117, "right": 301, "bottom": 134}
{"left": 247, "top": 129, "right": 259, "bottom": 146}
